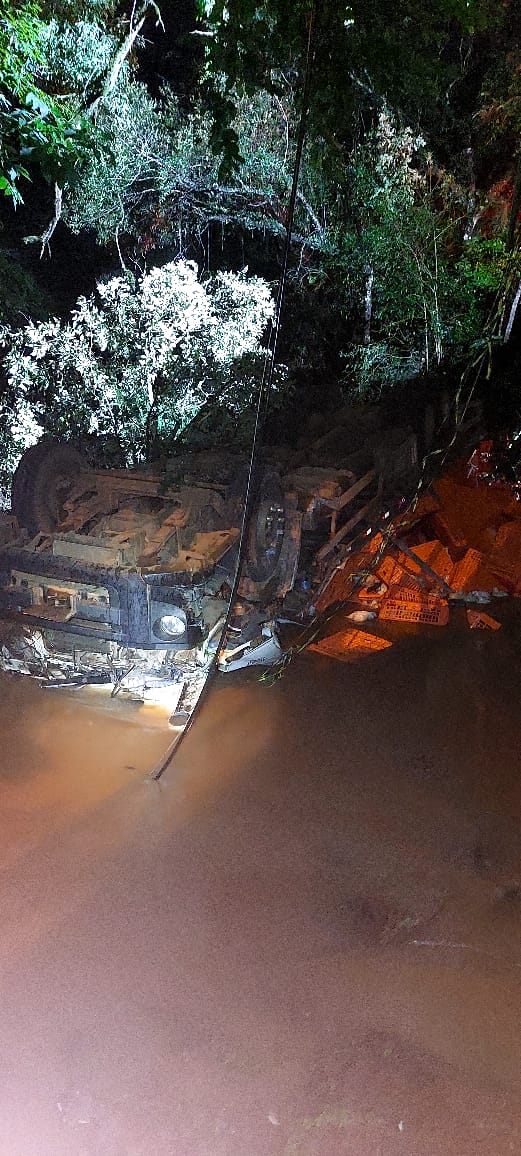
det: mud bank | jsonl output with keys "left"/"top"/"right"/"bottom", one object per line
{"left": 0, "top": 607, "right": 520, "bottom": 1153}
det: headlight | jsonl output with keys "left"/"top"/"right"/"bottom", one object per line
{"left": 159, "top": 614, "right": 186, "bottom": 636}
{"left": 152, "top": 611, "right": 187, "bottom": 641}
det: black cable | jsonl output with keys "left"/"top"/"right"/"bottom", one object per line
{"left": 150, "top": 2, "right": 319, "bottom": 781}
{"left": 261, "top": 0, "right": 318, "bottom": 423}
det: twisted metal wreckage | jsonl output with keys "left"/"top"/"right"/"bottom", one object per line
{"left": 0, "top": 389, "right": 483, "bottom": 727}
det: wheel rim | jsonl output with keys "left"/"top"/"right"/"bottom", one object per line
{"left": 248, "top": 494, "right": 286, "bottom": 582}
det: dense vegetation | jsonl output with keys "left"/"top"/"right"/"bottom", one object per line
{"left": 0, "top": 0, "right": 520, "bottom": 481}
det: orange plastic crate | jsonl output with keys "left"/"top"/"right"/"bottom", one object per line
{"left": 379, "top": 596, "right": 449, "bottom": 625}
{"left": 309, "top": 627, "right": 392, "bottom": 661}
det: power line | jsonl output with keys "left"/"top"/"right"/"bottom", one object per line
{"left": 151, "top": 1, "right": 318, "bottom": 780}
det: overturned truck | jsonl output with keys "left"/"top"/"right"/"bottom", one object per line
{"left": 0, "top": 393, "right": 482, "bottom": 708}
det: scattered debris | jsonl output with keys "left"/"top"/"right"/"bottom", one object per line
{"left": 409, "top": 938, "right": 521, "bottom": 970}
{"left": 309, "top": 435, "right": 521, "bottom": 659}
{"left": 168, "top": 672, "right": 208, "bottom": 726}
{"left": 346, "top": 609, "right": 377, "bottom": 623}
{"left": 466, "top": 439, "right": 493, "bottom": 486}
{"left": 455, "top": 590, "right": 492, "bottom": 604}
{"left": 379, "top": 594, "right": 449, "bottom": 626}
{"left": 0, "top": 426, "right": 518, "bottom": 700}
{"left": 309, "top": 626, "right": 392, "bottom": 662}
{"left": 466, "top": 609, "right": 502, "bottom": 631}
{"left": 389, "top": 537, "right": 454, "bottom": 592}
{"left": 218, "top": 623, "right": 284, "bottom": 672}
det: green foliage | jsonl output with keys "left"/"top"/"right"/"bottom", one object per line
{"left": 457, "top": 237, "right": 509, "bottom": 291}
{"left": 66, "top": 79, "right": 324, "bottom": 253}
{"left": 0, "top": 0, "right": 516, "bottom": 422}
{"left": 0, "top": 2, "right": 165, "bottom": 209}
{"left": 343, "top": 342, "right": 423, "bottom": 397}
{"left": 333, "top": 111, "right": 484, "bottom": 395}
{"left": 38, "top": 17, "right": 116, "bottom": 93}
{"left": 195, "top": 0, "right": 504, "bottom": 177}
{"left": 0, "top": 1, "right": 43, "bottom": 90}
{"left": 0, "top": 260, "right": 275, "bottom": 474}
{"left": 41, "top": 1, "right": 118, "bottom": 19}
{"left": 65, "top": 78, "right": 496, "bottom": 398}
{"left": 0, "top": 0, "right": 95, "bottom": 203}
{"left": 65, "top": 74, "right": 170, "bottom": 242}
{"left": 476, "top": 46, "right": 521, "bottom": 148}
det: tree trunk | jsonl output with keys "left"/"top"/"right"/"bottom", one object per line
{"left": 503, "top": 275, "right": 521, "bottom": 344}
{"left": 507, "top": 153, "right": 521, "bottom": 252}
{"left": 363, "top": 264, "right": 374, "bottom": 345}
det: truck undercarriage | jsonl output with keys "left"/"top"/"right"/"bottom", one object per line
{"left": 0, "top": 391, "right": 483, "bottom": 717}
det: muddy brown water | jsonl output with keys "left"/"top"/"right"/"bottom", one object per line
{"left": 1, "top": 607, "right": 521, "bottom": 1153}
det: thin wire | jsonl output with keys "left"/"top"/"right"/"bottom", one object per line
{"left": 150, "top": 2, "right": 319, "bottom": 781}
{"left": 261, "top": 0, "right": 318, "bottom": 422}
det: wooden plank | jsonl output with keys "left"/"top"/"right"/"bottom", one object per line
{"left": 317, "top": 468, "right": 376, "bottom": 512}
{"left": 316, "top": 495, "right": 381, "bottom": 561}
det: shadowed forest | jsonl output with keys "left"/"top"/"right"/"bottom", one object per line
{"left": 0, "top": 0, "right": 521, "bottom": 488}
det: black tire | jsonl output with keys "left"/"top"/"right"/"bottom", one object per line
{"left": 239, "top": 468, "right": 301, "bottom": 604}
{"left": 12, "top": 438, "right": 88, "bottom": 536}
{"left": 245, "top": 469, "right": 286, "bottom": 585}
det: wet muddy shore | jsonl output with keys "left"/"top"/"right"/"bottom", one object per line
{"left": 0, "top": 604, "right": 521, "bottom": 1153}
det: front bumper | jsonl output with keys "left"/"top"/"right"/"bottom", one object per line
{"left": 0, "top": 546, "right": 207, "bottom": 650}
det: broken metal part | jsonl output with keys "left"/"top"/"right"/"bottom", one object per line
{"left": 218, "top": 623, "right": 283, "bottom": 672}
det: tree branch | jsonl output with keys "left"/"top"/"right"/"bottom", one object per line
{"left": 29, "top": 2, "right": 164, "bottom": 256}
{"left": 503, "top": 275, "right": 521, "bottom": 343}
{"left": 507, "top": 153, "right": 521, "bottom": 252}
{"left": 30, "top": 182, "right": 63, "bottom": 258}
{"left": 297, "top": 190, "right": 324, "bottom": 236}
{"left": 87, "top": 1, "right": 164, "bottom": 117}
{"left": 363, "top": 263, "right": 373, "bottom": 345}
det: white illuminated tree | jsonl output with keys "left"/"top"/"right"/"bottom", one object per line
{"left": 0, "top": 259, "right": 274, "bottom": 472}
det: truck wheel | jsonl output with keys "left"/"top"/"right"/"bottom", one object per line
{"left": 12, "top": 438, "right": 88, "bottom": 535}
{"left": 240, "top": 469, "right": 301, "bottom": 603}
{"left": 246, "top": 470, "right": 286, "bottom": 584}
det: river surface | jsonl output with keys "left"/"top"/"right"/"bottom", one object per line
{"left": 1, "top": 606, "right": 521, "bottom": 1154}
